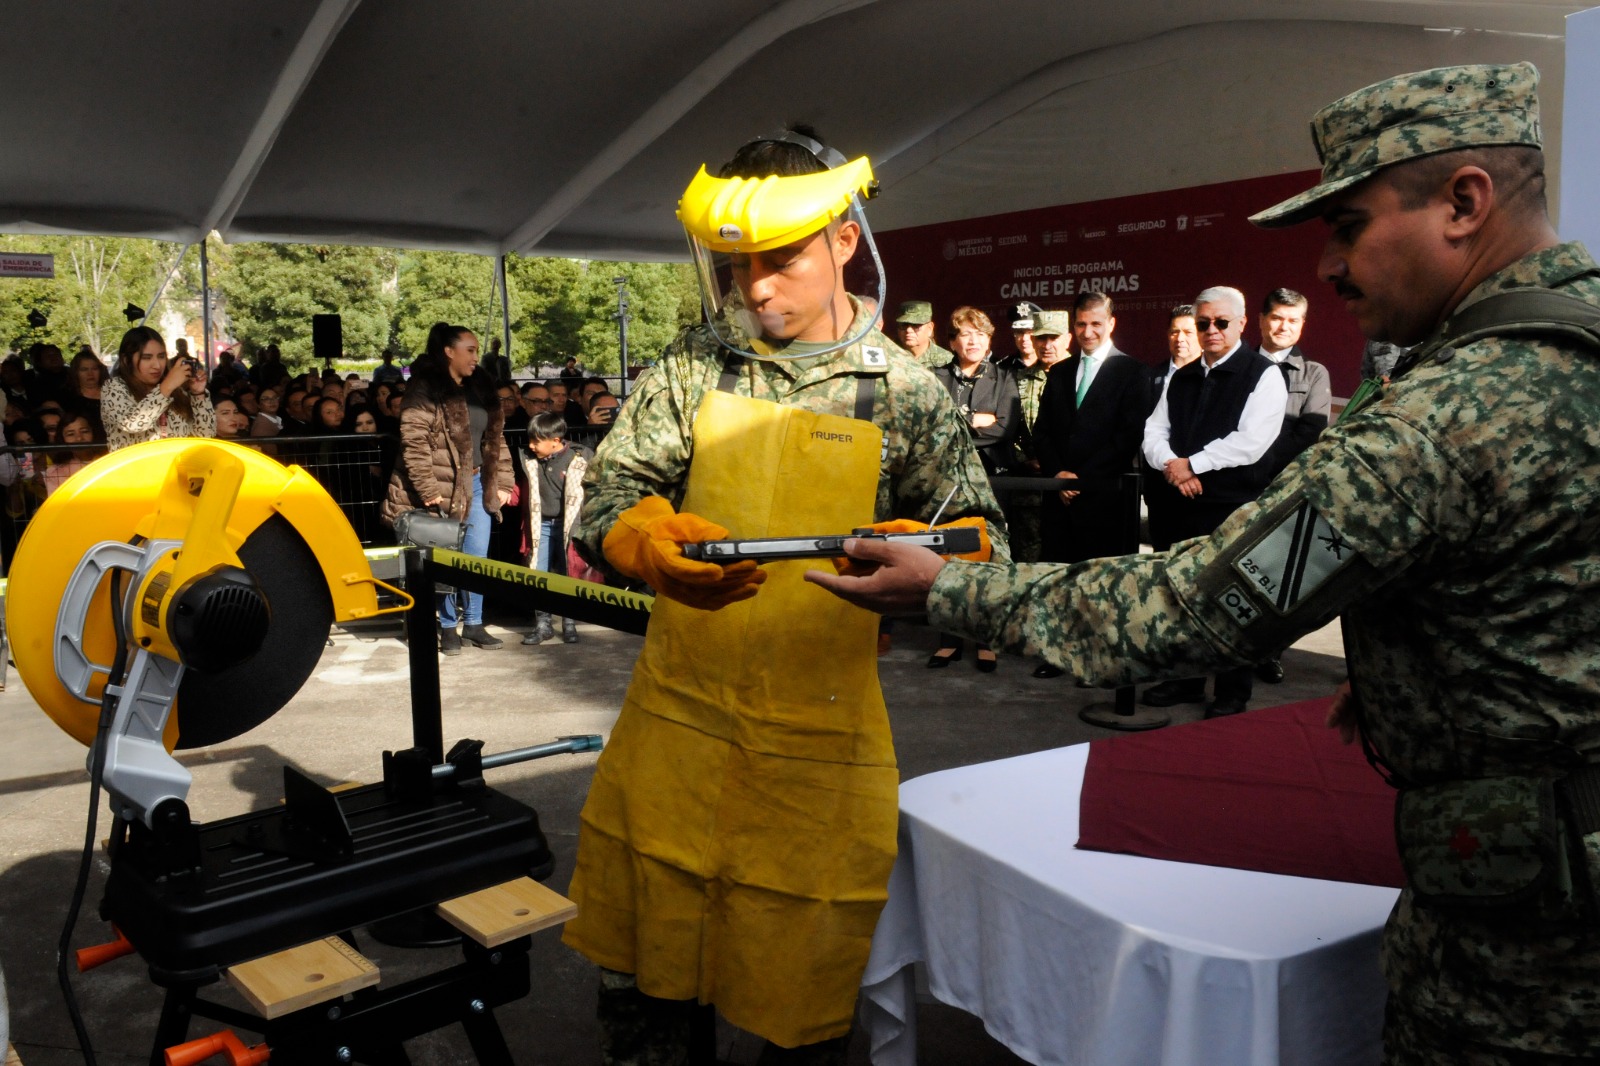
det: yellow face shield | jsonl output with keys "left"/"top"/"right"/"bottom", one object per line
{"left": 677, "top": 157, "right": 885, "bottom": 360}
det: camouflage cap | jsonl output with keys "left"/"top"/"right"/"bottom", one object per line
{"left": 1251, "top": 62, "right": 1541, "bottom": 228}
{"left": 1031, "top": 310, "right": 1071, "bottom": 338}
{"left": 895, "top": 300, "right": 933, "bottom": 324}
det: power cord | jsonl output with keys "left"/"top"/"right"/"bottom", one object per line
{"left": 56, "top": 568, "right": 130, "bottom": 1066}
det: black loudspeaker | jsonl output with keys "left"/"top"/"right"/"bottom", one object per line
{"left": 312, "top": 313, "right": 343, "bottom": 361}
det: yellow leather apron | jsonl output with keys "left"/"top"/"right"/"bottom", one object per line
{"left": 564, "top": 388, "right": 896, "bottom": 1047}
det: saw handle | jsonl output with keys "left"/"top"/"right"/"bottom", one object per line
{"left": 165, "top": 1031, "right": 270, "bottom": 1066}
{"left": 75, "top": 924, "right": 134, "bottom": 971}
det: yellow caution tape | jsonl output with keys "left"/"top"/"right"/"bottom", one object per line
{"left": 429, "top": 548, "right": 654, "bottom": 615}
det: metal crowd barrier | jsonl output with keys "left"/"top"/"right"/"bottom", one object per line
{"left": 0, "top": 435, "right": 397, "bottom": 576}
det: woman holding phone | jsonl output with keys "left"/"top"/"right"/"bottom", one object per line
{"left": 102, "top": 326, "right": 215, "bottom": 451}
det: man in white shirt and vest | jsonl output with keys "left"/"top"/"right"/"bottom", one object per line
{"left": 1138, "top": 285, "right": 1287, "bottom": 717}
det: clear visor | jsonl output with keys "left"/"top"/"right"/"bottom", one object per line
{"left": 685, "top": 195, "right": 885, "bottom": 361}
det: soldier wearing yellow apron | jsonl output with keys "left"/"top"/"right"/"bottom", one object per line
{"left": 564, "top": 128, "right": 1008, "bottom": 1064}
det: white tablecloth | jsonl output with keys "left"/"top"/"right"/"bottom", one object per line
{"left": 860, "top": 744, "right": 1401, "bottom": 1066}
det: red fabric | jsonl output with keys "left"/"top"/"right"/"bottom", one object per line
{"left": 567, "top": 540, "right": 605, "bottom": 585}
{"left": 1076, "top": 699, "right": 1404, "bottom": 888}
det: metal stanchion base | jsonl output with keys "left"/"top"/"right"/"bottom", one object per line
{"left": 1078, "top": 703, "right": 1171, "bottom": 731}
{"left": 1078, "top": 685, "right": 1170, "bottom": 731}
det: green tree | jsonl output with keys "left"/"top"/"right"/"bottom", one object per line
{"left": 216, "top": 243, "right": 396, "bottom": 370}
{"left": 573, "top": 262, "right": 700, "bottom": 374}
{"left": 392, "top": 251, "right": 504, "bottom": 359}
{"left": 505, "top": 255, "right": 588, "bottom": 372}
{"left": 0, "top": 234, "right": 193, "bottom": 357}
{"left": 502, "top": 257, "right": 699, "bottom": 376}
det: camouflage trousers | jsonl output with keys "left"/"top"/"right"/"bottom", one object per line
{"left": 597, "top": 969, "right": 852, "bottom": 1066}
{"left": 1384, "top": 998, "right": 1600, "bottom": 1066}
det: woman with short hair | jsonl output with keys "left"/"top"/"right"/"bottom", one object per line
{"left": 928, "top": 306, "right": 1018, "bottom": 672}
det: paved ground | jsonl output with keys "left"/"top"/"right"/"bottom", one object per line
{"left": 0, "top": 600, "right": 1346, "bottom": 1065}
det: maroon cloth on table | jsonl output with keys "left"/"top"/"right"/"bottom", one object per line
{"left": 1076, "top": 698, "right": 1405, "bottom": 887}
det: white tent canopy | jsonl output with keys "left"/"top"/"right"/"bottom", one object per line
{"left": 0, "top": 1, "right": 1584, "bottom": 258}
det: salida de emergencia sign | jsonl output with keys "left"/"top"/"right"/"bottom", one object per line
{"left": 0, "top": 253, "right": 54, "bottom": 279}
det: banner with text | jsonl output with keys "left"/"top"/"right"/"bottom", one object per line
{"left": 876, "top": 170, "right": 1364, "bottom": 398}
{"left": 0, "top": 253, "right": 54, "bottom": 279}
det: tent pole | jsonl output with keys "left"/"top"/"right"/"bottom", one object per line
{"left": 498, "top": 254, "right": 512, "bottom": 379}
{"left": 140, "top": 243, "right": 192, "bottom": 328}
{"left": 613, "top": 276, "right": 630, "bottom": 397}
{"left": 200, "top": 239, "right": 213, "bottom": 369}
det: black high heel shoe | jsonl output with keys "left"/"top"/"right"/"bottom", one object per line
{"left": 926, "top": 647, "right": 963, "bottom": 668}
{"left": 974, "top": 648, "right": 998, "bottom": 673}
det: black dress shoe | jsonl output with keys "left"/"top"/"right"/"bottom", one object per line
{"left": 974, "top": 649, "right": 998, "bottom": 673}
{"left": 1140, "top": 680, "right": 1207, "bottom": 707}
{"left": 1203, "top": 697, "right": 1249, "bottom": 719}
{"left": 1032, "top": 663, "right": 1065, "bottom": 679}
{"left": 926, "top": 648, "right": 962, "bottom": 668}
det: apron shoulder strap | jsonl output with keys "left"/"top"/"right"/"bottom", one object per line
{"left": 716, "top": 352, "right": 877, "bottom": 423}
{"left": 1398, "top": 286, "right": 1600, "bottom": 380}
{"left": 854, "top": 374, "right": 876, "bottom": 422}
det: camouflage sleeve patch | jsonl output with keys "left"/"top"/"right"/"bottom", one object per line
{"left": 1225, "top": 498, "right": 1360, "bottom": 615}
{"left": 1170, "top": 491, "right": 1396, "bottom": 659}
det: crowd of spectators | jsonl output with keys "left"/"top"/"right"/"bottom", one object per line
{"left": 0, "top": 326, "right": 631, "bottom": 621}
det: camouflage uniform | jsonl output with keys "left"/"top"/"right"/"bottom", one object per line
{"left": 924, "top": 64, "right": 1600, "bottom": 1063}
{"left": 914, "top": 340, "right": 955, "bottom": 370}
{"left": 997, "top": 354, "right": 1049, "bottom": 562}
{"left": 575, "top": 299, "right": 1008, "bottom": 563}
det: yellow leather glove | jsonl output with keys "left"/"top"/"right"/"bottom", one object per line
{"left": 831, "top": 516, "right": 992, "bottom": 575}
{"left": 603, "top": 496, "right": 768, "bottom": 610}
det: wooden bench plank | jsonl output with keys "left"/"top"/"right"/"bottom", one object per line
{"left": 225, "top": 937, "right": 379, "bottom": 1020}
{"left": 437, "top": 877, "right": 577, "bottom": 947}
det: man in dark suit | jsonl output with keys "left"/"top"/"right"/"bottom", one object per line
{"left": 1142, "top": 305, "right": 1200, "bottom": 549}
{"left": 1030, "top": 293, "right": 1149, "bottom": 678}
{"left": 1139, "top": 285, "right": 1287, "bottom": 717}
{"left": 1144, "top": 304, "right": 1200, "bottom": 414}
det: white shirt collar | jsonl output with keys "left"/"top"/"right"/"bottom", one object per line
{"left": 1082, "top": 340, "right": 1114, "bottom": 361}
{"left": 1202, "top": 340, "right": 1243, "bottom": 373}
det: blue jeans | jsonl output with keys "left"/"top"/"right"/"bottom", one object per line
{"left": 439, "top": 473, "right": 491, "bottom": 629}
{"left": 535, "top": 518, "right": 567, "bottom": 576}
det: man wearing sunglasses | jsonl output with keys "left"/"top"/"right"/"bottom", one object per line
{"left": 1136, "top": 286, "right": 1286, "bottom": 717}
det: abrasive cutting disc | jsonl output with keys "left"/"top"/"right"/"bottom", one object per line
{"left": 168, "top": 513, "right": 332, "bottom": 748}
{"left": 7, "top": 439, "right": 350, "bottom": 750}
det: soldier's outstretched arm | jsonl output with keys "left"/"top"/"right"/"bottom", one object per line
{"left": 815, "top": 411, "right": 1462, "bottom": 688}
